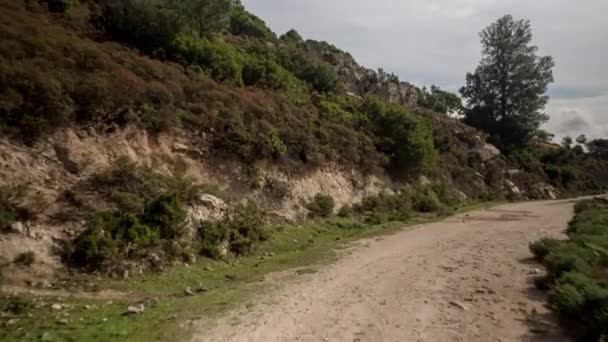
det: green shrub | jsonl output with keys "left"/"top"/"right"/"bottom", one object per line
{"left": 278, "top": 46, "right": 338, "bottom": 93}
{"left": 533, "top": 199, "right": 608, "bottom": 341}
{"left": 172, "top": 35, "right": 244, "bottom": 85}
{"left": 1, "top": 295, "right": 33, "bottom": 316}
{"left": 431, "top": 183, "right": 462, "bottom": 207}
{"left": 13, "top": 251, "right": 36, "bottom": 266}
{"left": 92, "top": 0, "right": 184, "bottom": 55}
{"left": 529, "top": 238, "right": 563, "bottom": 261}
{"left": 199, "top": 220, "right": 227, "bottom": 259}
{"left": 199, "top": 201, "right": 268, "bottom": 258}
{"left": 337, "top": 205, "right": 352, "bottom": 218}
{"left": 46, "top": 0, "right": 71, "bottom": 13}
{"left": 548, "top": 271, "right": 608, "bottom": 340}
{"left": 353, "top": 192, "right": 411, "bottom": 224}
{"left": 543, "top": 244, "right": 596, "bottom": 279}
{"left": 92, "top": 157, "right": 192, "bottom": 212}
{"left": 143, "top": 194, "right": 185, "bottom": 240}
{"left": 69, "top": 193, "right": 185, "bottom": 270}
{"left": 412, "top": 189, "right": 442, "bottom": 213}
{"left": 0, "top": 189, "right": 17, "bottom": 232}
{"left": 361, "top": 97, "right": 436, "bottom": 174}
{"left": 69, "top": 213, "right": 118, "bottom": 269}
{"left": 0, "top": 66, "right": 74, "bottom": 143}
{"left": 306, "top": 194, "right": 335, "bottom": 218}
{"left": 229, "top": 10, "right": 274, "bottom": 39}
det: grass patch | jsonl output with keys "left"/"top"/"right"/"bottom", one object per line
{"left": 530, "top": 197, "right": 608, "bottom": 341}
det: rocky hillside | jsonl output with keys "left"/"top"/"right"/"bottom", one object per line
{"left": 0, "top": 0, "right": 602, "bottom": 287}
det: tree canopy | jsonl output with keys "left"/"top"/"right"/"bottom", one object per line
{"left": 460, "top": 15, "right": 554, "bottom": 152}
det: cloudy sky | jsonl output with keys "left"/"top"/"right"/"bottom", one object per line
{"left": 242, "top": 0, "right": 608, "bottom": 142}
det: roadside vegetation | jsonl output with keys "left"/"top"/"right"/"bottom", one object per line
{"left": 530, "top": 198, "right": 608, "bottom": 341}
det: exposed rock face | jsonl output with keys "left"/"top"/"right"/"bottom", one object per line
{"left": 304, "top": 41, "right": 419, "bottom": 108}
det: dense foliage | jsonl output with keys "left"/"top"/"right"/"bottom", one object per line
{"left": 530, "top": 198, "right": 608, "bottom": 341}
{"left": 199, "top": 201, "right": 268, "bottom": 258}
{"left": 362, "top": 97, "right": 436, "bottom": 175}
{"left": 0, "top": 188, "right": 17, "bottom": 232}
{"left": 461, "top": 15, "right": 554, "bottom": 152}
{"left": 69, "top": 194, "right": 186, "bottom": 270}
{"left": 305, "top": 194, "right": 336, "bottom": 218}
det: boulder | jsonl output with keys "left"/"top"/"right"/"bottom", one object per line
{"left": 183, "top": 193, "right": 228, "bottom": 240}
{"left": 418, "top": 176, "right": 431, "bottom": 187}
{"left": 505, "top": 169, "right": 522, "bottom": 178}
{"left": 9, "top": 221, "right": 24, "bottom": 234}
{"left": 471, "top": 143, "right": 501, "bottom": 162}
{"left": 531, "top": 183, "right": 558, "bottom": 200}
{"left": 504, "top": 180, "right": 522, "bottom": 197}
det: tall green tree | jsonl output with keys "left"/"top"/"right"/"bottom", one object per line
{"left": 460, "top": 15, "right": 554, "bottom": 152}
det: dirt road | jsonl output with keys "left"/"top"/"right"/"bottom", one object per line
{"left": 195, "top": 199, "right": 576, "bottom": 342}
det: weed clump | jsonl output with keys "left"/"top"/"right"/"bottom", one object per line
{"left": 1, "top": 295, "right": 33, "bottom": 316}
{"left": 412, "top": 188, "right": 442, "bottom": 213}
{"left": 305, "top": 194, "right": 335, "bottom": 218}
{"left": 353, "top": 192, "right": 411, "bottom": 224}
{"left": 0, "top": 188, "right": 17, "bottom": 232}
{"left": 529, "top": 238, "right": 563, "bottom": 261}
{"left": 199, "top": 201, "right": 268, "bottom": 259}
{"left": 68, "top": 194, "right": 185, "bottom": 270}
{"left": 13, "top": 251, "right": 36, "bottom": 266}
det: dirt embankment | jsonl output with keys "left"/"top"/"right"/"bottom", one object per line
{"left": 196, "top": 199, "right": 577, "bottom": 342}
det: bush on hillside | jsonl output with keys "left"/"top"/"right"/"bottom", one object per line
{"left": 13, "top": 251, "right": 36, "bottom": 266}
{"left": 92, "top": 0, "right": 184, "bottom": 55}
{"left": 278, "top": 46, "right": 338, "bottom": 93}
{"left": 431, "top": 183, "right": 462, "bottom": 207}
{"left": 142, "top": 194, "right": 186, "bottom": 240}
{"left": 173, "top": 35, "right": 244, "bottom": 85}
{"left": 361, "top": 97, "right": 436, "bottom": 175}
{"left": 305, "top": 194, "right": 335, "bottom": 218}
{"left": 353, "top": 191, "right": 411, "bottom": 224}
{"left": 199, "top": 201, "right": 268, "bottom": 258}
{"left": 45, "top": 0, "right": 71, "bottom": 13}
{"left": 68, "top": 194, "right": 185, "bottom": 270}
{"left": 229, "top": 10, "right": 274, "bottom": 39}
{"left": 0, "top": 65, "right": 75, "bottom": 143}
{"left": 412, "top": 189, "right": 442, "bottom": 213}
{"left": 91, "top": 157, "right": 192, "bottom": 214}
{"left": 0, "top": 189, "right": 17, "bottom": 232}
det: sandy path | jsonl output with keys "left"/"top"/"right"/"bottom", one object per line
{"left": 194, "top": 199, "right": 577, "bottom": 342}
